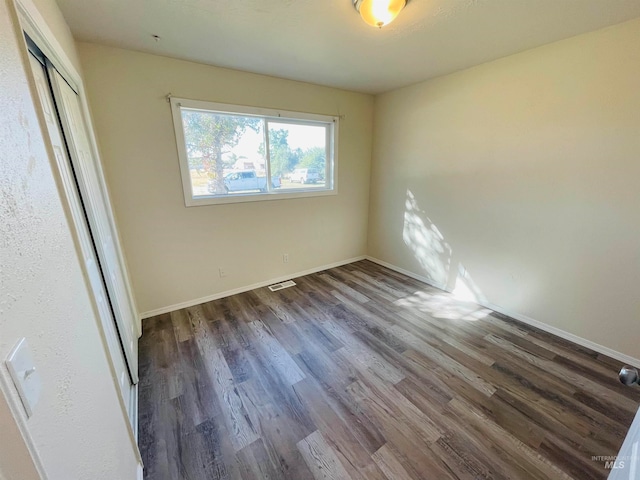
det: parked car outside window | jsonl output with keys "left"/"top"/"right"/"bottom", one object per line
{"left": 290, "top": 168, "right": 321, "bottom": 184}
{"left": 207, "top": 170, "right": 281, "bottom": 194}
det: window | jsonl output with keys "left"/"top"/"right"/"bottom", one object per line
{"left": 170, "top": 97, "right": 338, "bottom": 206}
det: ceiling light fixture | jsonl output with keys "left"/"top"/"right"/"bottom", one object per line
{"left": 353, "top": 0, "right": 407, "bottom": 28}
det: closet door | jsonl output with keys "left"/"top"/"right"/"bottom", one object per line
{"left": 27, "top": 53, "right": 134, "bottom": 415}
{"left": 48, "top": 64, "right": 139, "bottom": 383}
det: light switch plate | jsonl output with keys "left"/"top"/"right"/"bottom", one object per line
{"left": 5, "top": 338, "right": 42, "bottom": 417}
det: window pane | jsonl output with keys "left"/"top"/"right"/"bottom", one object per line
{"left": 181, "top": 109, "right": 266, "bottom": 197}
{"left": 268, "top": 122, "right": 327, "bottom": 190}
{"left": 173, "top": 98, "right": 337, "bottom": 205}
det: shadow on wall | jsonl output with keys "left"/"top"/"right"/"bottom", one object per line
{"left": 402, "top": 189, "right": 489, "bottom": 308}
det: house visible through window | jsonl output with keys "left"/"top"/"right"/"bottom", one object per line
{"left": 170, "top": 98, "right": 338, "bottom": 206}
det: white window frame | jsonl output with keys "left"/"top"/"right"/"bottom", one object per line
{"left": 170, "top": 97, "right": 339, "bottom": 207}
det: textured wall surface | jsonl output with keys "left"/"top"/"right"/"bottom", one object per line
{"left": 0, "top": 0, "right": 139, "bottom": 478}
{"left": 369, "top": 17, "right": 640, "bottom": 360}
{"left": 78, "top": 42, "right": 374, "bottom": 315}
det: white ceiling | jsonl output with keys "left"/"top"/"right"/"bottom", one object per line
{"left": 57, "top": 0, "right": 640, "bottom": 94}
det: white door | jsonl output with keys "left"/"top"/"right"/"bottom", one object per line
{"left": 47, "top": 62, "right": 139, "bottom": 383}
{"left": 609, "top": 406, "right": 640, "bottom": 479}
{"left": 27, "top": 52, "right": 136, "bottom": 425}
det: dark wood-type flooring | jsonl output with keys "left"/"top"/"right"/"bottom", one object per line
{"left": 139, "top": 260, "right": 639, "bottom": 480}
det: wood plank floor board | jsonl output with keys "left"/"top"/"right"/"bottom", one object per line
{"left": 390, "top": 302, "right": 514, "bottom": 363}
{"left": 371, "top": 444, "right": 415, "bottom": 480}
{"left": 324, "top": 319, "right": 407, "bottom": 385}
{"left": 138, "top": 386, "right": 164, "bottom": 479}
{"left": 572, "top": 389, "right": 637, "bottom": 426}
{"left": 290, "top": 313, "right": 345, "bottom": 354}
{"left": 329, "top": 291, "right": 411, "bottom": 355}
{"left": 318, "top": 273, "right": 371, "bottom": 304}
{"left": 295, "top": 275, "right": 342, "bottom": 308}
{"left": 170, "top": 308, "right": 193, "bottom": 343}
{"left": 434, "top": 419, "right": 520, "bottom": 480}
{"left": 476, "top": 345, "right": 580, "bottom": 401}
{"left": 293, "top": 377, "right": 384, "bottom": 475}
{"left": 141, "top": 313, "right": 184, "bottom": 400}
{"left": 188, "top": 304, "right": 260, "bottom": 452}
{"left": 242, "top": 341, "right": 318, "bottom": 439}
{"left": 236, "top": 383, "right": 317, "bottom": 480}
{"left": 331, "top": 267, "right": 401, "bottom": 304}
{"left": 387, "top": 309, "right": 499, "bottom": 371}
{"left": 390, "top": 376, "right": 506, "bottom": 479}
{"left": 173, "top": 338, "right": 221, "bottom": 426}
{"left": 236, "top": 436, "right": 313, "bottom": 480}
{"left": 215, "top": 297, "right": 255, "bottom": 350}
{"left": 140, "top": 260, "right": 639, "bottom": 479}
{"left": 293, "top": 350, "right": 388, "bottom": 456}
{"left": 490, "top": 360, "right": 630, "bottom": 441}
{"left": 405, "top": 346, "right": 497, "bottom": 398}
{"left": 257, "top": 309, "right": 307, "bottom": 356}
{"left": 539, "top": 433, "right": 614, "bottom": 480}
{"left": 222, "top": 346, "right": 254, "bottom": 385}
{"left": 449, "top": 397, "right": 573, "bottom": 480}
{"left": 294, "top": 340, "right": 359, "bottom": 392}
{"left": 486, "top": 333, "right": 639, "bottom": 413}
{"left": 247, "top": 318, "right": 306, "bottom": 386}
{"left": 493, "top": 387, "right": 622, "bottom": 455}
{"left": 554, "top": 353, "right": 640, "bottom": 401}
{"left": 198, "top": 302, "right": 243, "bottom": 353}
{"left": 345, "top": 381, "right": 455, "bottom": 478}
{"left": 296, "top": 430, "right": 354, "bottom": 480}
{"left": 178, "top": 412, "right": 240, "bottom": 480}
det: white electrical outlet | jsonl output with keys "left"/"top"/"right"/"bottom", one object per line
{"left": 219, "top": 268, "right": 227, "bottom": 278}
{"left": 283, "top": 254, "right": 289, "bottom": 263}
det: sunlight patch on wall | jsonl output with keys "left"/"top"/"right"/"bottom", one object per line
{"left": 452, "top": 263, "right": 487, "bottom": 304}
{"left": 403, "top": 190, "right": 452, "bottom": 287}
{"left": 401, "top": 189, "right": 489, "bottom": 309}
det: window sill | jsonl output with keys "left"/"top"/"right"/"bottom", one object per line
{"left": 184, "top": 188, "right": 338, "bottom": 207}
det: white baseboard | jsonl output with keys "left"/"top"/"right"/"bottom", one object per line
{"left": 365, "top": 256, "right": 640, "bottom": 368}
{"left": 140, "top": 256, "right": 367, "bottom": 319}
{"left": 364, "top": 255, "right": 449, "bottom": 291}
{"left": 480, "top": 300, "right": 640, "bottom": 368}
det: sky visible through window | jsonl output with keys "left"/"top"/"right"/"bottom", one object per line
{"left": 231, "top": 121, "right": 325, "bottom": 160}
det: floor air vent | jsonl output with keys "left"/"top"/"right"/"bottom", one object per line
{"left": 268, "top": 280, "right": 296, "bottom": 292}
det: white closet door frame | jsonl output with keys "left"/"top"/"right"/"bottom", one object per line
{"left": 16, "top": 0, "right": 142, "bottom": 460}
{"left": 48, "top": 61, "right": 139, "bottom": 383}
{"left": 27, "top": 50, "right": 136, "bottom": 425}
{"left": 16, "top": 0, "right": 142, "bottom": 343}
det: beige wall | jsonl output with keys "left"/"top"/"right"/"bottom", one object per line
{"left": 77, "top": 42, "right": 374, "bottom": 316}
{"left": 0, "top": 0, "right": 138, "bottom": 478}
{"left": 369, "top": 17, "right": 640, "bottom": 360}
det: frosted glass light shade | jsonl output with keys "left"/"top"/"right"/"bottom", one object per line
{"left": 355, "top": 0, "right": 407, "bottom": 28}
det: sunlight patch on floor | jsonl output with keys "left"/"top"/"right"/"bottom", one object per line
{"left": 395, "top": 290, "right": 492, "bottom": 321}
